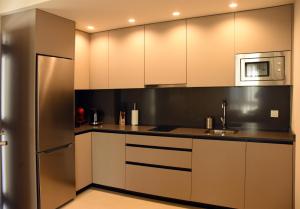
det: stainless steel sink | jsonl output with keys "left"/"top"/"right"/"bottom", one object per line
{"left": 205, "top": 129, "right": 238, "bottom": 136}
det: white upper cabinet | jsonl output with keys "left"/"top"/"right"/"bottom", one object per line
{"left": 74, "top": 30, "right": 90, "bottom": 90}
{"left": 90, "top": 32, "right": 109, "bottom": 89}
{"left": 187, "top": 13, "right": 235, "bottom": 87}
{"left": 145, "top": 20, "right": 187, "bottom": 85}
{"left": 108, "top": 26, "right": 145, "bottom": 89}
{"left": 235, "top": 5, "right": 292, "bottom": 53}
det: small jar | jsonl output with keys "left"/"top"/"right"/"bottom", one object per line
{"left": 206, "top": 116, "right": 213, "bottom": 130}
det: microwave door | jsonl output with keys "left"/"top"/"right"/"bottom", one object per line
{"left": 240, "top": 58, "right": 274, "bottom": 81}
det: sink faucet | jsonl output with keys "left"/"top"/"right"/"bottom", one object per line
{"left": 220, "top": 100, "right": 227, "bottom": 130}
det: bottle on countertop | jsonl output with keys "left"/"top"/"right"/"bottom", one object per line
{"left": 119, "top": 111, "right": 126, "bottom": 126}
{"left": 206, "top": 116, "right": 213, "bottom": 130}
{"left": 90, "top": 109, "right": 100, "bottom": 126}
{"left": 131, "top": 103, "right": 139, "bottom": 126}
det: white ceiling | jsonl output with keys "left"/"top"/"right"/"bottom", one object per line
{"left": 1, "top": 0, "right": 295, "bottom": 33}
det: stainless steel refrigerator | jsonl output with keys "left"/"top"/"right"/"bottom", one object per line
{"left": 36, "top": 55, "right": 75, "bottom": 209}
{"left": 1, "top": 54, "right": 75, "bottom": 209}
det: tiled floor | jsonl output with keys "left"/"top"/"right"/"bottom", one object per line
{"left": 62, "top": 188, "right": 202, "bottom": 209}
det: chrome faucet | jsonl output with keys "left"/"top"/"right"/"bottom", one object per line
{"left": 220, "top": 100, "right": 227, "bottom": 130}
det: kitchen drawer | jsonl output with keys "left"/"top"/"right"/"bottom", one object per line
{"left": 126, "top": 134, "right": 192, "bottom": 149}
{"left": 126, "top": 164, "right": 191, "bottom": 200}
{"left": 126, "top": 146, "right": 192, "bottom": 168}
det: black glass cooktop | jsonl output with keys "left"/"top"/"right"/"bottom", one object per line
{"left": 148, "top": 126, "right": 178, "bottom": 132}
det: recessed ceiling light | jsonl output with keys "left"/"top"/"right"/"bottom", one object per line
{"left": 87, "top": 25, "right": 95, "bottom": 30}
{"left": 229, "top": 2, "right": 238, "bottom": 8}
{"left": 128, "top": 18, "right": 136, "bottom": 23}
{"left": 172, "top": 11, "right": 181, "bottom": 16}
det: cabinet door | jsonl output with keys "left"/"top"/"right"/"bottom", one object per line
{"left": 245, "top": 143, "right": 293, "bottom": 209}
{"left": 145, "top": 20, "right": 187, "bottom": 85}
{"left": 187, "top": 14, "right": 235, "bottom": 87}
{"left": 235, "top": 5, "right": 292, "bottom": 53}
{"left": 74, "top": 30, "right": 90, "bottom": 90}
{"left": 90, "top": 32, "right": 109, "bottom": 89}
{"left": 36, "top": 10, "right": 75, "bottom": 59}
{"left": 75, "top": 133, "right": 92, "bottom": 191}
{"left": 192, "top": 140, "right": 246, "bottom": 209}
{"left": 92, "top": 132, "right": 125, "bottom": 188}
{"left": 109, "top": 26, "right": 144, "bottom": 89}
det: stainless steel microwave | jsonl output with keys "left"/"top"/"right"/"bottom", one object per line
{"left": 235, "top": 51, "right": 291, "bottom": 86}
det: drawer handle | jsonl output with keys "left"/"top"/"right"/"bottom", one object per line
{"left": 126, "top": 161, "right": 192, "bottom": 172}
{"left": 126, "top": 144, "right": 192, "bottom": 152}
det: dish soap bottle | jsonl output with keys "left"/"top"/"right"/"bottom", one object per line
{"left": 131, "top": 103, "right": 139, "bottom": 126}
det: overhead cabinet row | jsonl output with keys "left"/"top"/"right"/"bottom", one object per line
{"left": 88, "top": 21, "right": 186, "bottom": 89}
{"left": 74, "top": 5, "right": 292, "bottom": 89}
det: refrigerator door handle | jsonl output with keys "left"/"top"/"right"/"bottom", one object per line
{"left": 0, "top": 130, "right": 8, "bottom": 146}
{"left": 0, "top": 129, "right": 5, "bottom": 136}
{"left": 40, "top": 143, "right": 73, "bottom": 154}
{"left": 0, "top": 141, "right": 8, "bottom": 146}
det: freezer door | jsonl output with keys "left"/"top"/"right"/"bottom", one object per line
{"left": 37, "top": 55, "right": 74, "bottom": 152}
{"left": 38, "top": 144, "right": 75, "bottom": 209}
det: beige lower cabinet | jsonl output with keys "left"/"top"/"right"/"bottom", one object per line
{"left": 192, "top": 139, "right": 246, "bottom": 209}
{"left": 75, "top": 133, "right": 92, "bottom": 191}
{"left": 245, "top": 142, "right": 293, "bottom": 209}
{"left": 126, "top": 164, "right": 191, "bottom": 200}
{"left": 92, "top": 132, "right": 125, "bottom": 189}
{"left": 125, "top": 134, "right": 192, "bottom": 200}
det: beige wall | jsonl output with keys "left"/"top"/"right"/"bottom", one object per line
{"left": 294, "top": 1, "right": 300, "bottom": 209}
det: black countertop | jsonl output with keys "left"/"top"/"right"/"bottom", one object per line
{"left": 75, "top": 124, "right": 295, "bottom": 145}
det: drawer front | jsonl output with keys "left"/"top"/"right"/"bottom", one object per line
{"left": 126, "top": 146, "right": 192, "bottom": 168}
{"left": 126, "top": 134, "right": 192, "bottom": 149}
{"left": 126, "top": 164, "right": 191, "bottom": 200}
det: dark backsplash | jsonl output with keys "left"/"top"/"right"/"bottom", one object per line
{"left": 75, "top": 86, "right": 291, "bottom": 132}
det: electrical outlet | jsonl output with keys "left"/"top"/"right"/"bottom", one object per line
{"left": 270, "top": 110, "right": 279, "bottom": 118}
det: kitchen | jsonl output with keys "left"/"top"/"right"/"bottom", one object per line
{"left": 0, "top": 0, "right": 299, "bottom": 209}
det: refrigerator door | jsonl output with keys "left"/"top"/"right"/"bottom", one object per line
{"left": 38, "top": 143, "right": 75, "bottom": 209}
{"left": 37, "top": 55, "right": 74, "bottom": 152}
